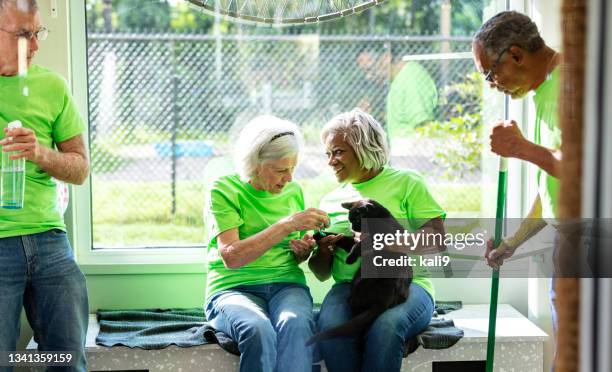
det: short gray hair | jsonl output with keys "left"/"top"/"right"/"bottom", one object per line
{"left": 0, "top": 0, "right": 38, "bottom": 13}
{"left": 321, "top": 108, "right": 389, "bottom": 171}
{"left": 234, "top": 115, "right": 302, "bottom": 181}
{"left": 473, "top": 11, "right": 544, "bottom": 58}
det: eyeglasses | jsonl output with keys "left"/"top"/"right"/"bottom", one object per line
{"left": 0, "top": 26, "right": 49, "bottom": 41}
{"left": 483, "top": 47, "right": 509, "bottom": 83}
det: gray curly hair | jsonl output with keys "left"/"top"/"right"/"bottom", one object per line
{"left": 321, "top": 108, "right": 389, "bottom": 171}
{"left": 473, "top": 11, "right": 544, "bottom": 58}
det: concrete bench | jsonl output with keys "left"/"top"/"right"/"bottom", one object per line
{"left": 28, "top": 304, "right": 547, "bottom": 371}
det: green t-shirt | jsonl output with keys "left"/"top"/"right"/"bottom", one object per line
{"left": 0, "top": 65, "right": 85, "bottom": 238}
{"left": 386, "top": 62, "right": 438, "bottom": 138}
{"left": 205, "top": 174, "right": 307, "bottom": 300}
{"left": 533, "top": 67, "right": 561, "bottom": 219}
{"left": 318, "top": 166, "right": 445, "bottom": 299}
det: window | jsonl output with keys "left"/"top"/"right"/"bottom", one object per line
{"left": 73, "top": 0, "right": 515, "bottom": 262}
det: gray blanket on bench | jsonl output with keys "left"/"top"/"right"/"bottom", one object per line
{"left": 96, "top": 302, "right": 463, "bottom": 357}
{"left": 95, "top": 308, "right": 240, "bottom": 355}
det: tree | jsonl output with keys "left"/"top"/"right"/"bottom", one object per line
{"left": 416, "top": 72, "right": 484, "bottom": 180}
{"left": 116, "top": 0, "right": 171, "bottom": 31}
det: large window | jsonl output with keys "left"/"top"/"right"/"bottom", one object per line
{"left": 79, "top": 0, "right": 508, "bottom": 252}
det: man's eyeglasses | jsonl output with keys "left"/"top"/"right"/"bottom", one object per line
{"left": 483, "top": 47, "right": 509, "bottom": 83}
{"left": 0, "top": 26, "right": 49, "bottom": 41}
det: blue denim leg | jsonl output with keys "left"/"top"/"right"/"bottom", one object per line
{"left": 23, "top": 230, "right": 89, "bottom": 372}
{"left": 0, "top": 236, "right": 28, "bottom": 372}
{"left": 362, "top": 283, "right": 434, "bottom": 372}
{"left": 0, "top": 231, "right": 88, "bottom": 372}
{"left": 205, "top": 288, "right": 277, "bottom": 372}
{"left": 549, "top": 232, "right": 559, "bottom": 372}
{"left": 316, "top": 283, "right": 360, "bottom": 372}
{"left": 267, "top": 284, "right": 314, "bottom": 372}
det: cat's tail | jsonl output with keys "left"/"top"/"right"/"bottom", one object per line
{"left": 305, "top": 305, "right": 384, "bottom": 346}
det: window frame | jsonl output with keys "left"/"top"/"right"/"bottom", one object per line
{"left": 68, "top": 0, "right": 528, "bottom": 273}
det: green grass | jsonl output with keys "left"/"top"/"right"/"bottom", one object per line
{"left": 92, "top": 180, "right": 205, "bottom": 225}
{"left": 94, "top": 223, "right": 203, "bottom": 247}
{"left": 430, "top": 183, "right": 482, "bottom": 213}
{"left": 91, "top": 179, "right": 482, "bottom": 247}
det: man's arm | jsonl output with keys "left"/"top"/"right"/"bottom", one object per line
{"left": 40, "top": 135, "right": 89, "bottom": 185}
{"left": 485, "top": 195, "right": 548, "bottom": 269}
{"left": 490, "top": 120, "right": 561, "bottom": 178}
{"left": 1, "top": 127, "right": 89, "bottom": 185}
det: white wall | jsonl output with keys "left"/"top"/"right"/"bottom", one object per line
{"left": 34, "top": 0, "right": 70, "bottom": 80}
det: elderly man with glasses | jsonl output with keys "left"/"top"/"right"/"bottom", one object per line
{"left": 0, "top": 1, "right": 89, "bottom": 371}
{"left": 472, "top": 10, "right": 562, "bottom": 371}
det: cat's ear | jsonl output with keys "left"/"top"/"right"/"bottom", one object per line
{"left": 363, "top": 201, "right": 375, "bottom": 213}
{"left": 341, "top": 201, "right": 355, "bottom": 210}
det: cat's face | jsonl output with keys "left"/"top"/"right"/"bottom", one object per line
{"left": 342, "top": 200, "right": 372, "bottom": 232}
{"left": 342, "top": 199, "right": 391, "bottom": 232}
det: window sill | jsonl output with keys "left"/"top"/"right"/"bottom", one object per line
{"left": 77, "top": 247, "right": 207, "bottom": 274}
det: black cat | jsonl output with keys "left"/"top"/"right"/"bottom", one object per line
{"left": 307, "top": 199, "right": 413, "bottom": 345}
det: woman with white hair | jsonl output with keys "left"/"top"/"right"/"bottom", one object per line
{"left": 309, "top": 108, "right": 445, "bottom": 372}
{"left": 204, "top": 115, "right": 330, "bottom": 372}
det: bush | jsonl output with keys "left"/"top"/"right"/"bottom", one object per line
{"left": 417, "top": 72, "right": 483, "bottom": 180}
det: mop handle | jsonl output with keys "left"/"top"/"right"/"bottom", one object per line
{"left": 486, "top": 156, "right": 508, "bottom": 372}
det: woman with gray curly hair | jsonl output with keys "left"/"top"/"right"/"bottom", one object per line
{"left": 204, "top": 115, "right": 329, "bottom": 372}
{"left": 309, "top": 108, "right": 445, "bottom": 372}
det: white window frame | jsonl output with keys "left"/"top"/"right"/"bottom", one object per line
{"left": 67, "top": 0, "right": 528, "bottom": 273}
{"left": 67, "top": 2, "right": 205, "bottom": 272}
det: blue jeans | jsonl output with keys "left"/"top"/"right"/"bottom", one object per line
{"left": 205, "top": 282, "right": 315, "bottom": 372}
{"left": 0, "top": 230, "right": 89, "bottom": 372}
{"left": 549, "top": 232, "right": 560, "bottom": 372}
{"left": 317, "top": 282, "right": 434, "bottom": 372}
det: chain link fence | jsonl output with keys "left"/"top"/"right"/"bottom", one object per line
{"left": 87, "top": 31, "right": 482, "bottom": 248}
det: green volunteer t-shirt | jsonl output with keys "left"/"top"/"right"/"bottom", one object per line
{"left": 318, "top": 166, "right": 445, "bottom": 299}
{"left": 533, "top": 67, "right": 561, "bottom": 219}
{"left": 0, "top": 65, "right": 85, "bottom": 238}
{"left": 205, "top": 174, "right": 307, "bottom": 300}
{"left": 386, "top": 62, "right": 438, "bottom": 138}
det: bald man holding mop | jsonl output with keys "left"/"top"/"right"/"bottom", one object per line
{"left": 472, "top": 10, "right": 562, "bottom": 371}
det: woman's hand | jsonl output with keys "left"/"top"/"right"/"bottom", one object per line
{"left": 283, "top": 208, "right": 330, "bottom": 232}
{"left": 290, "top": 234, "right": 316, "bottom": 263}
{"left": 316, "top": 234, "right": 345, "bottom": 256}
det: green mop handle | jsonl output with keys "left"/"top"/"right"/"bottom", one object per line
{"left": 486, "top": 156, "right": 508, "bottom": 372}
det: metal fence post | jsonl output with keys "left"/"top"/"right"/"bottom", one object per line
{"left": 170, "top": 38, "right": 180, "bottom": 216}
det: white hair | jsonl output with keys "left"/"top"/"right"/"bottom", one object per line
{"left": 321, "top": 108, "right": 389, "bottom": 171}
{"left": 234, "top": 115, "right": 302, "bottom": 181}
{"left": 0, "top": 0, "right": 38, "bottom": 13}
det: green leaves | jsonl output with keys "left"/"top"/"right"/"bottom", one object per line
{"left": 416, "top": 72, "right": 484, "bottom": 180}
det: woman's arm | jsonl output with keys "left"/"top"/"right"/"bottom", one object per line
{"left": 308, "top": 234, "right": 345, "bottom": 281}
{"left": 218, "top": 208, "right": 329, "bottom": 269}
{"left": 415, "top": 217, "right": 446, "bottom": 255}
